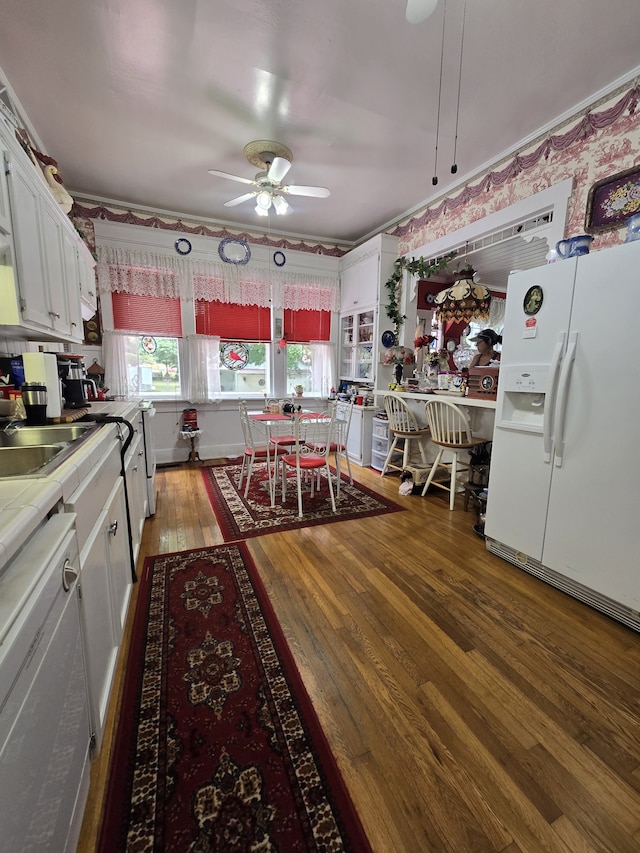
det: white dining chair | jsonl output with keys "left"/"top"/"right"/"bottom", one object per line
{"left": 381, "top": 395, "right": 430, "bottom": 475}
{"left": 421, "top": 398, "right": 487, "bottom": 510}
{"left": 280, "top": 410, "right": 337, "bottom": 518}
{"left": 237, "top": 400, "right": 286, "bottom": 497}
{"left": 329, "top": 399, "right": 353, "bottom": 496}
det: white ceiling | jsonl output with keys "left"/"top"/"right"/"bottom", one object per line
{"left": 1, "top": 0, "right": 639, "bottom": 248}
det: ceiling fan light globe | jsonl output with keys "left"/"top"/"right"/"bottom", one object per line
{"left": 256, "top": 190, "right": 272, "bottom": 210}
{"left": 272, "top": 195, "right": 291, "bottom": 215}
{"left": 406, "top": 0, "right": 438, "bottom": 24}
{"left": 255, "top": 204, "right": 269, "bottom": 217}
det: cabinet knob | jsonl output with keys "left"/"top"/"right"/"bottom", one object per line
{"left": 109, "top": 520, "right": 118, "bottom": 536}
{"left": 48, "top": 310, "right": 61, "bottom": 319}
{"left": 138, "top": 449, "right": 144, "bottom": 457}
{"left": 133, "top": 465, "right": 138, "bottom": 472}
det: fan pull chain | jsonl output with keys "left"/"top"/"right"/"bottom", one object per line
{"left": 451, "top": 1, "right": 467, "bottom": 175}
{"left": 432, "top": 0, "right": 447, "bottom": 186}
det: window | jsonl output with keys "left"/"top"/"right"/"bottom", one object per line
{"left": 107, "top": 289, "right": 183, "bottom": 399}
{"left": 120, "top": 334, "right": 181, "bottom": 398}
{"left": 196, "top": 300, "right": 271, "bottom": 397}
{"left": 283, "top": 309, "right": 334, "bottom": 396}
{"left": 219, "top": 342, "right": 270, "bottom": 395}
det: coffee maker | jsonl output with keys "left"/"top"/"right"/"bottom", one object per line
{"left": 57, "top": 355, "right": 96, "bottom": 409}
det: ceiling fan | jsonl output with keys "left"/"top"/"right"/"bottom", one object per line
{"left": 208, "top": 140, "right": 330, "bottom": 216}
{"left": 406, "top": 0, "right": 438, "bottom": 24}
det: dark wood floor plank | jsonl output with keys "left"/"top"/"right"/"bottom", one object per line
{"left": 77, "top": 461, "right": 640, "bottom": 853}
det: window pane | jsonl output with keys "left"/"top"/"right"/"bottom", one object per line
{"left": 124, "top": 335, "right": 181, "bottom": 398}
{"left": 286, "top": 344, "right": 313, "bottom": 393}
{"left": 219, "top": 342, "right": 270, "bottom": 395}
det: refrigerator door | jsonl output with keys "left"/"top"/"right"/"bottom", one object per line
{"left": 541, "top": 240, "right": 640, "bottom": 608}
{"left": 484, "top": 260, "right": 576, "bottom": 559}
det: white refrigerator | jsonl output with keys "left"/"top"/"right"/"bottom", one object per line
{"left": 484, "top": 239, "right": 639, "bottom": 631}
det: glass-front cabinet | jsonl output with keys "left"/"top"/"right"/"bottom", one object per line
{"left": 339, "top": 309, "right": 375, "bottom": 382}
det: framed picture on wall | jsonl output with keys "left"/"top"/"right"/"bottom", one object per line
{"left": 585, "top": 165, "right": 640, "bottom": 233}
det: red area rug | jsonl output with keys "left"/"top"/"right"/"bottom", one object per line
{"left": 201, "top": 459, "right": 403, "bottom": 541}
{"left": 99, "top": 543, "right": 372, "bottom": 852}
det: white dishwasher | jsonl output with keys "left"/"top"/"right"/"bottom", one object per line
{"left": 0, "top": 513, "right": 92, "bottom": 852}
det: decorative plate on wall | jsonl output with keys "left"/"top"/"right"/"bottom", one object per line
{"left": 273, "top": 250, "right": 286, "bottom": 267}
{"left": 175, "top": 237, "right": 192, "bottom": 255}
{"left": 218, "top": 237, "right": 251, "bottom": 265}
{"left": 381, "top": 330, "right": 395, "bottom": 348}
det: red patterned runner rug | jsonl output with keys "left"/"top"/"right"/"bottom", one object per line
{"left": 201, "top": 460, "right": 403, "bottom": 541}
{"left": 98, "top": 543, "right": 372, "bottom": 853}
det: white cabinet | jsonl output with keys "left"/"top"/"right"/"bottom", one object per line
{"left": 77, "top": 239, "right": 97, "bottom": 316}
{"left": 340, "top": 251, "right": 379, "bottom": 312}
{"left": 0, "top": 115, "right": 86, "bottom": 343}
{"left": 125, "top": 413, "right": 148, "bottom": 564}
{"left": 0, "top": 514, "right": 91, "bottom": 853}
{"left": 339, "top": 234, "right": 398, "bottom": 386}
{"left": 339, "top": 309, "right": 375, "bottom": 382}
{"left": 77, "top": 475, "right": 131, "bottom": 751}
{"left": 0, "top": 149, "right": 11, "bottom": 234}
{"left": 336, "top": 401, "right": 375, "bottom": 467}
{"left": 66, "top": 429, "right": 133, "bottom": 750}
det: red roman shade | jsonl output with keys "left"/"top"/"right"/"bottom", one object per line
{"left": 283, "top": 309, "right": 331, "bottom": 342}
{"left": 195, "top": 300, "right": 271, "bottom": 341}
{"left": 112, "top": 292, "right": 182, "bottom": 335}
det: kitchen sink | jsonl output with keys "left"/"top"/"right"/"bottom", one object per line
{"left": 0, "top": 445, "right": 67, "bottom": 477}
{"left": 0, "top": 423, "right": 97, "bottom": 448}
{"left": 0, "top": 422, "right": 102, "bottom": 478}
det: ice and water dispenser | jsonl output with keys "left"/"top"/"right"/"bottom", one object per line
{"left": 497, "top": 364, "right": 550, "bottom": 432}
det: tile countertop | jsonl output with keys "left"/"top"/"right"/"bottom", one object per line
{"left": 0, "top": 401, "right": 139, "bottom": 574}
{"left": 374, "top": 389, "right": 497, "bottom": 410}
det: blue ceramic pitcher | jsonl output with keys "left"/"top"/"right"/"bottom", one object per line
{"left": 555, "top": 234, "right": 594, "bottom": 258}
{"left": 624, "top": 213, "right": 640, "bottom": 242}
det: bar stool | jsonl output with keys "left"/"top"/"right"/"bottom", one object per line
{"left": 381, "top": 395, "right": 430, "bottom": 476}
{"left": 421, "top": 398, "right": 487, "bottom": 510}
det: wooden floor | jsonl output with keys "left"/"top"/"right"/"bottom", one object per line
{"left": 78, "top": 460, "right": 640, "bottom": 853}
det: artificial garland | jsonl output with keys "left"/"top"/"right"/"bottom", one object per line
{"left": 384, "top": 251, "right": 459, "bottom": 341}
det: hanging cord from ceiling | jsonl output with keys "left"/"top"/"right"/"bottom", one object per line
{"left": 451, "top": 0, "right": 467, "bottom": 174}
{"left": 432, "top": 0, "right": 447, "bottom": 186}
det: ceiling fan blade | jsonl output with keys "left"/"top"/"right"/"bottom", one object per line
{"left": 208, "top": 169, "right": 255, "bottom": 186}
{"left": 267, "top": 156, "right": 292, "bottom": 183}
{"left": 405, "top": 0, "right": 438, "bottom": 24}
{"left": 224, "top": 192, "right": 256, "bottom": 207}
{"left": 283, "top": 184, "right": 330, "bottom": 198}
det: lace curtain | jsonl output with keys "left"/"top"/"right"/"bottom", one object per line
{"left": 309, "top": 342, "right": 336, "bottom": 399}
{"left": 489, "top": 297, "right": 506, "bottom": 331}
{"left": 97, "top": 245, "right": 340, "bottom": 311}
{"left": 102, "top": 330, "right": 134, "bottom": 400}
{"left": 184, "top": 335, "right": 222, "bottom": 403}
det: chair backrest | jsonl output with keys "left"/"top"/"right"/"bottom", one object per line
{"left": 383, "top": 395, "right": 422, "bottom": 433}
{"left": 330, "top": 399, "right": 354, "bottom": 449}
{"left": 238, "top": 400, "right": 255, "bottom": 449}
{"left": 294, "top": 410, "right": 336, "bottom": 461}
{"left": 424, "top": 398, "right": 474, "bottom": 446}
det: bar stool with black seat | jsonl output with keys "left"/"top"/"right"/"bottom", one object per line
{"left": 421, "top": 398, "right": 487, "bottom": 510}
{"left": 381, "top": 394, "right": 431, "bottom": 476}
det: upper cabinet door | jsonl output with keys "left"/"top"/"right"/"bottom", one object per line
{"left": 0, "top": 150, "right": 12, "bottom": 235}
{"left": 340, "top": 253, "right": 379, "bottom": 312}
{"left": 38, "top": 197, "right": 71, "bottom": 336}
{"left": 6, "top": 152, "right": 52, "bottom": 330}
